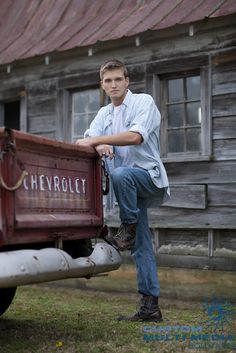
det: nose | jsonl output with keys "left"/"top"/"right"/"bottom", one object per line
{"left": 111, "top": 79, "right": 117, "bottom": 88}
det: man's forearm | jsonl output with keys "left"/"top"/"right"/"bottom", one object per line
{"left": 85, "top": 131, "right": 142, "bottom": 147}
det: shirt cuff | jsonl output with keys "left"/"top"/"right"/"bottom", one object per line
{"left": 129, "top": 125, "right": 148, "bottom": 143}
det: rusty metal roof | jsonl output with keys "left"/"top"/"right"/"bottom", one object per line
{"left": 0, "top": 0, "right": 236, "bottom": 65}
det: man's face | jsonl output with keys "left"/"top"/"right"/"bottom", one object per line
{"left": 101, "top": 68, "right": 129, "bottom": 106}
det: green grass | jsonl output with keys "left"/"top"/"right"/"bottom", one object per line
{"left": 0, "top": 285, "right": 235, "bottom": 353}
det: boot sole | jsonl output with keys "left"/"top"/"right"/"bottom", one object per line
{"left": 102, "top": 236, "right": 120, "bottom": 252}
{"left": 118, "top": 316, "right": 163, "bottom": 322}
{"left": 102, "top": 235, "right": 134, "bottom": 252}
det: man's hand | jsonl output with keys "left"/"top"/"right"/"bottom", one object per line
{"left": 75, "top": 138, "right": 114, "bottom": 159}
{"left": 95, "top": 144, "right": 114, "bottom": 159}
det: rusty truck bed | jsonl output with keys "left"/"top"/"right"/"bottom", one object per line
{"left": 0, "top": 128, "right": 103, "bottom": 246}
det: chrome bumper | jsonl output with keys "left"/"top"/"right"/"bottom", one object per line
{"left": 0, "top": 242, "right": 122, "bottom": 288}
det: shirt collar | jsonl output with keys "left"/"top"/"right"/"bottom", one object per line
{"left": 107, "top": 89, "right": 132, "bottom": 115}
{"left": 122, "top": 89, "right": 132, "bottom": 107}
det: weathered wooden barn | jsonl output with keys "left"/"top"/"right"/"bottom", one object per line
{"left": 0, "top": 0, "right": 236, "bottom": 271}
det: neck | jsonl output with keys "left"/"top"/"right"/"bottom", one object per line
{"left": 111, "top": 90, "right": 128, "bottom": 106}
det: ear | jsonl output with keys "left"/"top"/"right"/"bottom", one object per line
{"left": 125, "top": 76, "right": 129, "bottom": 87}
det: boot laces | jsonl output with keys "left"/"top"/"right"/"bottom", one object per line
{"left": 114, "top": 224, "right": 135, "bottom": 242}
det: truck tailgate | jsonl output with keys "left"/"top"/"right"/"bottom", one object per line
{"left": 0, "top": 128, "right": 103, "bottom": 246}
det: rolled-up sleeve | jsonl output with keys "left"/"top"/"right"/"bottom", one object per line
{"left": 129, "top": 95, "right": 161, "bottom": 144}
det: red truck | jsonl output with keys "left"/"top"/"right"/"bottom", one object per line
{"left": 0, "top": 128, "right": 121, "bottom": 316}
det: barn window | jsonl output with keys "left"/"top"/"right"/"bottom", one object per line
{"left": 0, "top": 100, "right": 20, "bottom": 130}
{"left": 72, "top": 88, "right": 100, "bottom": 142}
{"left": 154, "top": 65, "right": 211, "bottom": 162}
{"left": 165, "top": 75, "right": 201, "bottom": 153}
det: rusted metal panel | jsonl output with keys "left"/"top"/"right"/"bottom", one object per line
{"left": 179, "top": 0, "right": 221, "bottom": 24}
{"left": 211, "top": 0, "right": 236, "bottom": 17}
{"left": 103, "top": 0, "right": 161, "bottom": 41}
{"left": 0, "top": 0, "right": 41, "bottom": 57}
{"left": 19, "top": 0, "right": 69, "bottom": 58}
{"left": 0, "top": 0, "right": 66, "bottom": 64}
{"left": 82, "top": 0, "right": 138, "bottom": 46}
{"left": 0, "top": 128, "right": 103, "bottom": 246}
{"left": 152, "top": 0, "right": 195, "bottom": 30}
{"left": 0, "top": 0, "right": 236, "bottom": 65}
{"left": 127, "top": 0, "right": 174, "bottom": 36}
{"left": 28, "top": 0, "right": 89, "bottom": 56}
{"left": 61, "top": 0, "right": 126, "bottom": 48}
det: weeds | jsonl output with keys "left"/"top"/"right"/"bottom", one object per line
{"left": 0, "top": 285, "right": 235, "bottom": 353}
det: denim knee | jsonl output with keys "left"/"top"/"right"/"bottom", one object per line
{"left": 111, "top": 167, "right": 133, "bottom": 186}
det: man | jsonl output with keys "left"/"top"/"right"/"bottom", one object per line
{"left": 76, "top": 59, "right": 170, "bottom": 322}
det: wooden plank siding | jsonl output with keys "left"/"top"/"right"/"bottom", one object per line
{"left": 212, "top": 60, "right": 236, "bottom": 162}
{"left": 208, "top": 184, "right": 236, "bottom": 207}
{"left": 213, "top": 116, "right": 236, "bottom": 140}
{"left": 213, "top": 139, "right": 236, "bottom": 160}
{"left": 27, "top": 79, "right": 57, "bottom": 138}
{"left": 0, "top": 16, "right": 235, "bottom": 269}
{"left": 162, "top": 185, "right": 207, "bottom": 209}
{"left": 165, "top": 161, "right": 236, "bottom": 185}
{"left": 105, "top": 205, "right": 236, "bottom": 229}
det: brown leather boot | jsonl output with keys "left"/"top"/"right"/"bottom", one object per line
{"left": 105, "top": 223, "right": 136, "bottom": 251}
{"left": 118, "top": 295, "right": 163, "bottom": 322}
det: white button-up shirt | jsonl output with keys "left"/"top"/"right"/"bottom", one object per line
{"left": 84, "top": 89, "right": 170, "bottom": 208}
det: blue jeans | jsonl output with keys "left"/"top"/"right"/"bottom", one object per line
{"left": 111, "top": 167, "right": 164, "bottom": 297}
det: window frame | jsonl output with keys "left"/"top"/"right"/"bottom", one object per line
{"left": 148, "top": 56, "right": 212, "bottom": 162}
{"left": 70, "top": 87, "right": 103, "bottom": 142}
{"left": 56, "top": 72, "right": 104, "bottom": 142}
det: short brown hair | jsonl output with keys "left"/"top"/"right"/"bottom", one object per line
{"left": 100, "top": 59, "right": 129, "bottom": 80}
